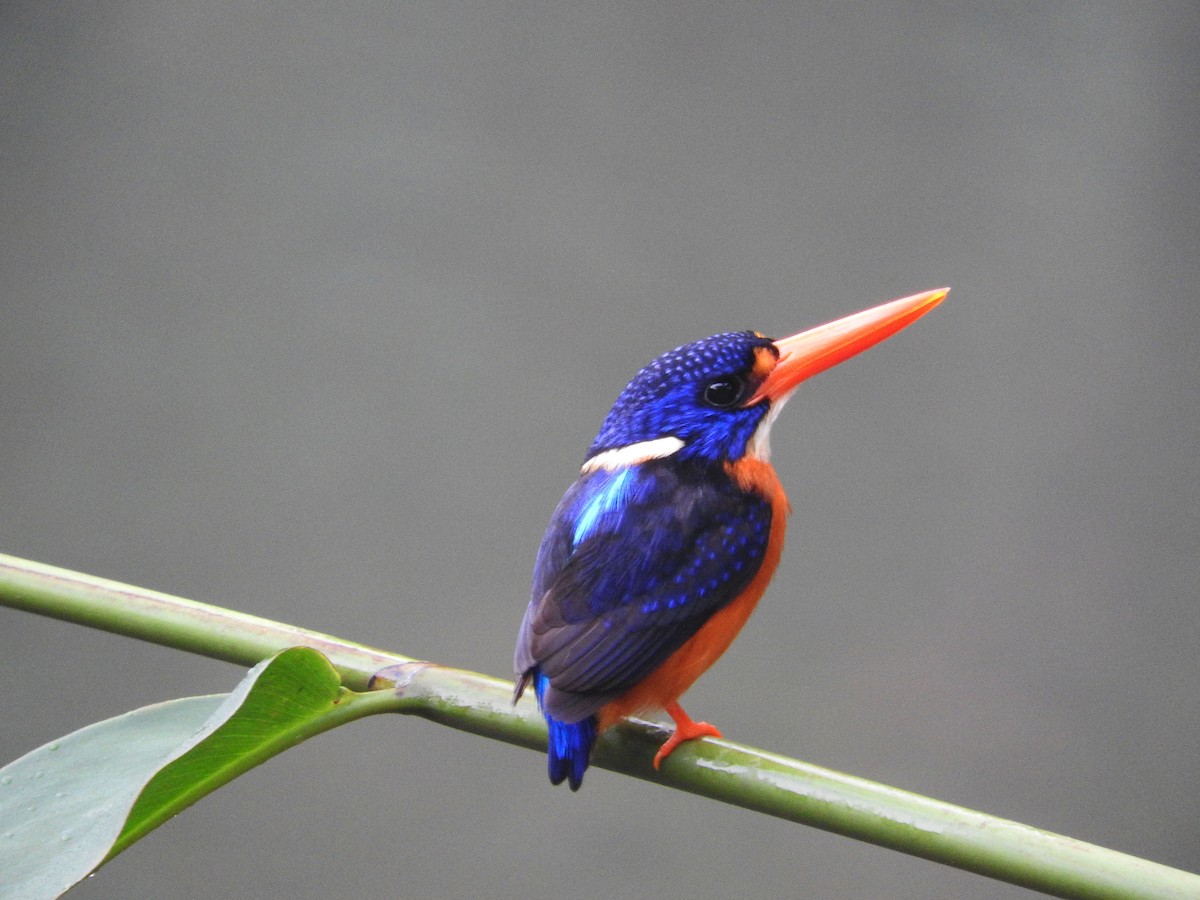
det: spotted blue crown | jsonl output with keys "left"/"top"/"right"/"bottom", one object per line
{"left": 587, "top": 331, "right": 777, "bottom": 464}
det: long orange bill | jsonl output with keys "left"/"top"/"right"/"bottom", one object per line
{"left": 748, "top": 287, "right": 948, "bottom": 405}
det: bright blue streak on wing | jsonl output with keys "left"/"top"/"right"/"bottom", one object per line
{"left": 572, "top": 467, "right": 633, "bottom": 547}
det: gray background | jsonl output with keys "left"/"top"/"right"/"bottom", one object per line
{"left": 3, "top": 3, "right": 1198, "bottom": 898}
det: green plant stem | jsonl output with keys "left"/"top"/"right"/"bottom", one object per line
{"left": 1, "top": 552, "right": 1197, "bottom": 900}
{"left": 0, "top": 554, "right": 402, "bottom": 690}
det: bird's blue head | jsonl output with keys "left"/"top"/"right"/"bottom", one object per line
{"left": 586, "top": 331, "right": 780, "bottom": 466}
{"left": 580, "top": 288, "right": 950, "bottom": 472}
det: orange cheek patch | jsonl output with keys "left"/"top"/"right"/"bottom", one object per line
{"left": 750, "top": 346, "right": 778, "bottom": 383}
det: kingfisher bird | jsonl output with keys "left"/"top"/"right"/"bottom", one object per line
{"left": 514, "top": 287, "right": 947, "bottom": 789}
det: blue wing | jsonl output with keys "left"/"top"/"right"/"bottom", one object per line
{"left": 514, "top": 458, "right": 772, "bottom": 724}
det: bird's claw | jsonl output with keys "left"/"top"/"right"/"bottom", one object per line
{"left": 652, "top": 719, "right": 723, "bottom": 769}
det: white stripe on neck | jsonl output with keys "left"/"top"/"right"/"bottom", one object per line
{"left": 581, "top": 436, "right": 685, "bottom": 473}
{"left": 745, "top": 391, "right": 795, "bottom": 461}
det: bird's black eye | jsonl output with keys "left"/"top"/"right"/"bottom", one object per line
{"left": 703, "top": 376, "right": 744, "bottom": 408}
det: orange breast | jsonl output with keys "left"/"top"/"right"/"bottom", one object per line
{"left": 598, "top": 458, "right": 791, "bottom": 729}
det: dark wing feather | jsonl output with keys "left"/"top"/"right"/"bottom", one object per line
{"left": 514, "top": 459, "right": 771, "bottom": 723}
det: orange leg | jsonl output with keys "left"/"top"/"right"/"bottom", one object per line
{"left": 652, "top": 701, "right": 723, "bottom": 769}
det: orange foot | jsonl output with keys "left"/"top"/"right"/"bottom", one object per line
{"left": 652, "top": 701, "right": 723, "bottom": 769}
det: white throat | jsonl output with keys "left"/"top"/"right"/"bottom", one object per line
{"left": 745, "top": 394, "right": 792, "bottom": 461}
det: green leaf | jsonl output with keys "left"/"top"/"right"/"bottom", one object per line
{"left": 0, "top": 695, "right": 223, "bottom": 899}
{"left": 0, "top": 647, "right": 395, "bottom": 900}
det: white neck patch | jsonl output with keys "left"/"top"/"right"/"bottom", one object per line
{"left": 581, "top": 436, "right": 685, "bottom": 473}
{"left": 745, "top": 393, "right": 793, "bottom": 461}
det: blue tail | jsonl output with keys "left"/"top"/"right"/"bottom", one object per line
{"left": 534, "top": 671, "right": 598, "bottom": 791}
